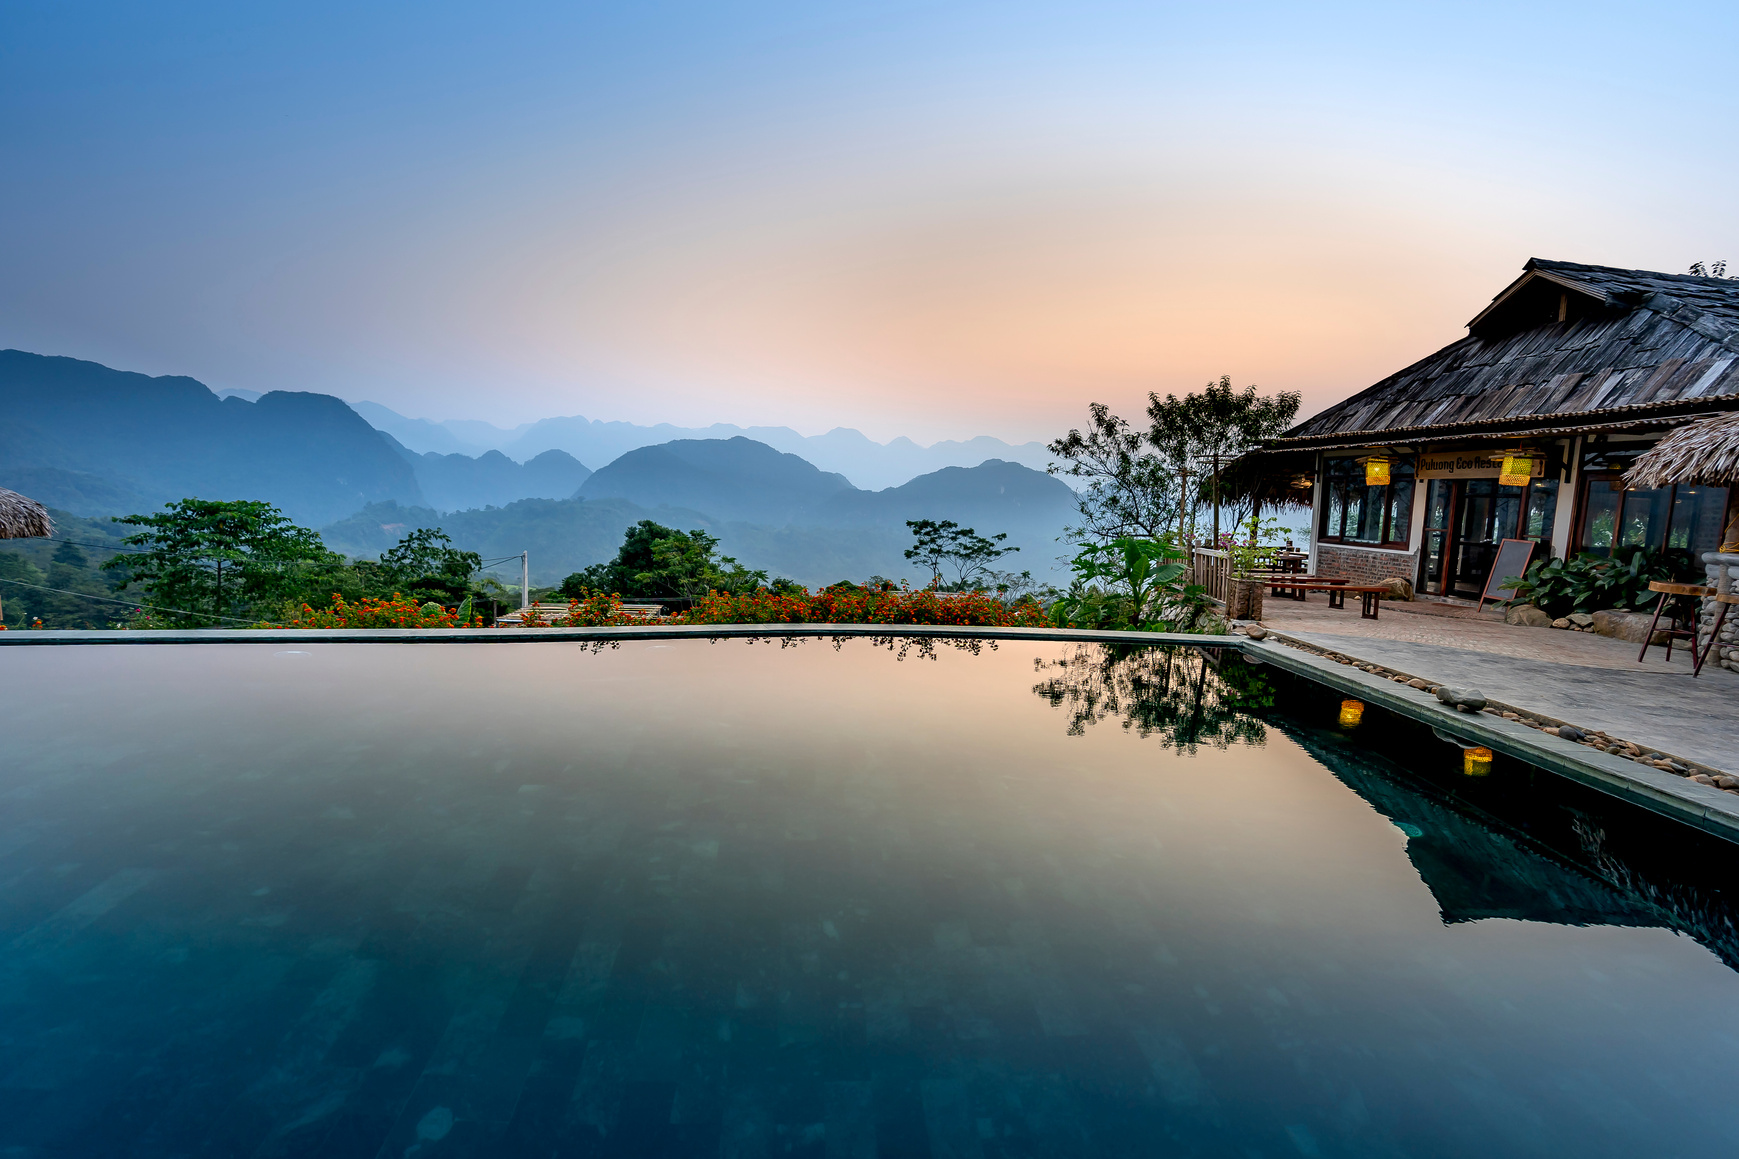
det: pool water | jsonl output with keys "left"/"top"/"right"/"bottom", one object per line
{"left": 2, "top": 637, "right": 1738, "bottom": 1157}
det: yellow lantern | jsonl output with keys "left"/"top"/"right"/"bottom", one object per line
{"left": 1463, "top": 746, "right": 1494, "bottom": 777}
{"left": 1364, "top": 458, "right": 1391, "bottom": 486}
{"left": 1499, "top": 454, "right": 1533, "bottom": 487}
{"left": 1338, "top": 699, "right": 1365, "bottom": 728}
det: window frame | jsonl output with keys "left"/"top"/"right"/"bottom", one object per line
{"left": 1316, "top": 455, "right": 1415, "bottom": 549}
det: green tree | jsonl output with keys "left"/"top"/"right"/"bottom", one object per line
{"left": 1148, "top": 375, "right": 1300, "bottom": 543}
{"left": 560, "top": 520, "right": 764, "bottom": 599}
{"left": 639, "top": 529, "right": 766, "bottom": 599}
{"left": 105, "top": 499, "right": 331, "bottom": 624}
{"left": 903, "top": 519, "right": 1020, "bottom": 590}
{"left": 1048, "top": 403, "right": 1179, "bottom": 543}
{"left": 380, "top": 527, "right": 481, "bottom": 603}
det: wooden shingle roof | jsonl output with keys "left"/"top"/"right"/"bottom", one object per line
{"left": 1275, "top": 258, "right": 1739, "bottom": 450}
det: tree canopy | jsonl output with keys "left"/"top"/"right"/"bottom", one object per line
{"left": 903, "top": 518, "right": 1021, "bottom": 590}
{"left": 560, "top": 520, "right": 766, "bottom": 600}
{"left": 105, "top": 499, "right": 333, "bottom": 624}
{"left": 1148, "top": 376, "right": 1299, "bottom": 541}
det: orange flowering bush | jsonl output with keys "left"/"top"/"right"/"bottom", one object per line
{"left": 285, "top": 594, "right": 479, "bottom": 629}
{"left": 677, "top": 585, "right": 1047, "bottom": 627}
{"left": 544, "top": 591, "right": 640, "bottom": 627}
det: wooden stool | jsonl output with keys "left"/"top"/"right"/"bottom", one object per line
{"left": 1639, "top": 580, "right": 1715, "bottom": 666}
{"left": 1695, "top": 590, "right": 1739, "bottom": 677}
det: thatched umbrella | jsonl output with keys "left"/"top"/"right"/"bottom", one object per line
{"left": 1625, "top": 412, "right": 1739, "bottom": 489}
{"left": 0, "top": 488, "right": 53, "bottom": 540}
{"left": 1624, "top": 412, "right": 1739, "bottom": 553}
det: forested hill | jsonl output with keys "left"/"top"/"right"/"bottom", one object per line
{"left": 577, "top": 437, "right": 853, "bottom": 525}
{"left": 0, "top": 350, "right": 423, "bottom": 525}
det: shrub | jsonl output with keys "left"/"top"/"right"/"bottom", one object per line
{"left": 284, "top": 593, "right": 479, "bottom": 629}
{"left": 1500, "top": 546, "right": 1699, "bottom": 617}
{"left": 544, "top": 591, "right": 641, "bottom": 627}
{"left": 678, "top": 585, "right": 1048, "bottom": 627}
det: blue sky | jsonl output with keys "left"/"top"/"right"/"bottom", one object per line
{"left": 4, "top": 1, "right": 1737, "bottom": 442}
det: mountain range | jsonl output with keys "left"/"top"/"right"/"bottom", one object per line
{"left": 0, "top": 350, "right": 421, "bottom": 525}
{"left": 350, "top": 400, "right": 1055, "bottom": 491}
{"left": 0, "top": 349, "right": 1078, "bottom": 585}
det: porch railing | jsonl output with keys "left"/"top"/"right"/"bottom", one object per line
{"left": 1190, "top": 548, "right": 1230, "bottom": 606}
{"left": 1188, "top": 544, "right": 1303, "bottom": 607}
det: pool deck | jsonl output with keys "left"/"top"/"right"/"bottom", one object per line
{"left": 1256, "top": 595, "right": 1738, "bottom": 778}
{"left": 8, "top": 620, "right": 1738, "bottom": 845}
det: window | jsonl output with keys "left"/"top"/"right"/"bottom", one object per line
{"left": 1577, "top": 476, "right": 1729, "bottom": 557}
{"left": 1318, "top": 457, "right": 1414, "bottom": 547}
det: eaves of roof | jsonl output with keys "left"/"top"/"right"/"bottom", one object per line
{"left": 1258, "top": 392, "right": 1739, "bottom": 455}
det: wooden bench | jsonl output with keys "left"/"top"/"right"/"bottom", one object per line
{"left": 1257, "top": 573, "right": 1334, "bottom": 600}
{"left": 1269, "top": 581, "right": 1389, "bottom": 619}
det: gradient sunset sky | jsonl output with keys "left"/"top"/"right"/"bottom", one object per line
{"left": 5, "top": 1, "right": 1737, "bottom": 443}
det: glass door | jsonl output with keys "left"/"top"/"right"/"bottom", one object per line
{"left": 1450, "top": 479, "right": 1527, "bottom": 597}
{"left": 1419, "top": 480, "right": 1455, "bottom": 595}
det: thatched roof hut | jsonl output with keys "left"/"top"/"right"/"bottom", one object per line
{"left": 0, "top": 488, "right": 53, "bottom": 539}
{"left": 1623, "top": 411, "right": 1739, "bottom": 489}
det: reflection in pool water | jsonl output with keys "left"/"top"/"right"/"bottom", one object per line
{"left": 1, "top": 638, "right": 1737, "bottom": 1157}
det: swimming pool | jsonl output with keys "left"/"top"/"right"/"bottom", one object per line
{"left": 3, "top": 637, "right": 1736, "bottom": 1157}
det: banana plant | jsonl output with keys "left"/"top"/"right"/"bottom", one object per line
{"left": 1053, "top": 535, "right": 1206, "bottom": 630}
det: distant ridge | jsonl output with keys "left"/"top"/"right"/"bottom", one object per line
{"left": 330, "top": 440, "right": 1078, "bottom": 586}
{"left": 350, "top": 401, "right": 1056, "bottom": 490}
{"left": 578, "top": 437, "right": 853, "bottom": 525}
{"left": 0, "top": 350, "right": 422, "bottom": 525}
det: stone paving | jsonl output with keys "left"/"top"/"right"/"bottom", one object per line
{"left": 1259, "top": 594, "right": 1739, "bottom": 775}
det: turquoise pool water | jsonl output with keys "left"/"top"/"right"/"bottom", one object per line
{"left": 1, "top": 637, "right": 1736, "bottom": 1157}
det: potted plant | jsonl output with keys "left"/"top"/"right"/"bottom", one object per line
{"left": 1219, "top": 514, "right": 1285, "bottom": 621}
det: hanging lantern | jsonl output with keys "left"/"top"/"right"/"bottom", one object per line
{"left": 1364, "top": 458, "right": 1391, "bottom": 486}
{"left": 1499, "top": 454, "right": 1534, "bottom": 487}
{"left": 1463, "top": 746, "right": 1494, "bottom": 777}
{"left": 1338, "top": 699, "right": 1365, "bottom": 728}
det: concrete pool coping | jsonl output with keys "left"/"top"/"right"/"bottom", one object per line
{"left": 9, "top": 623, "right": 1737, "bottom": 844}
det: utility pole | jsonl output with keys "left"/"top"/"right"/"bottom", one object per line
{"left": 521, "top": 551, "right": 529, "bottom": 610}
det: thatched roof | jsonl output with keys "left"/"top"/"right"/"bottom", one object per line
{"left": 0, "top": 488, "right": 53, "bottom": 539}
{"left": 1623, "top": 411, "right": 1739, "bottom": 489}
{"left": 1276, "top": 258, "right": 1739, "bottom": 449}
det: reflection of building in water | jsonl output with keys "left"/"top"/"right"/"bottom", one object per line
{"left": 1289, "top": 728, "right": 1739, "bottom": 969}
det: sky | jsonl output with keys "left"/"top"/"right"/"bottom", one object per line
{"left": 5, "top": 1, "right": 1738, "bottom": 445}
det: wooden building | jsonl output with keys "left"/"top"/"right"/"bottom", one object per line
{"left": 1254, "top": 258, "right": 1739, "bottom": 598}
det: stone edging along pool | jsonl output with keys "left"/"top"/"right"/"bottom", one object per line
{"left": 9, "top": 623, "right": 1737, "bottom": 845}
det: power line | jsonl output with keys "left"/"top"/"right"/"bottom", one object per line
{"left": 0, "top": 577, "right": 274, "bottom": 626}
{"left": 11, "top": 536, "right": 127, "bottom": 552}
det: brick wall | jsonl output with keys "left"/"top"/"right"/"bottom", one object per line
{"left": 1316, "top": 543, "right": 1419, "bottom": 586}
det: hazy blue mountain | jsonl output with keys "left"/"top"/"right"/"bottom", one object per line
{"left": 352, "top": 401, "right": 1056, "bottom": 489}
{"left": 0, "top": 350, "right": 423, "bottom": 524}
{"left": 812, "top": 458, "right": 1077, "bottom": 528}
{"left": 326, "top": 445, "right": 1076, "bottom": 586}
{"left": 406, "top": 447, "right": 592, "bottom": 512}
{"left": 578, "top": 437, "right": 854, "bottom": 525}
{"left": 351, "top": 400, "right": 492, "bottom": 455}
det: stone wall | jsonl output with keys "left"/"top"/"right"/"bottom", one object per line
{"left": 1316, "top": 544, "right": 1419, "bottom": 587}
{"left": 1698, "top": 552, "right": 1739, "bottom": 674}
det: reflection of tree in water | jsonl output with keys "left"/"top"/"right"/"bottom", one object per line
{"left": 1032, "top": 644, "right": 1275, "bottom": 751}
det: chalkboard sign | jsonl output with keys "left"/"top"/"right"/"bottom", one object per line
{"left": 1478, "top": 538, "right": 1537, "bottom": 612}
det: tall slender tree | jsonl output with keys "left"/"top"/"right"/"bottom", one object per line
{"left": 1048, "top": 403, "right": 1178, "bottom": 544}
{"left": 1148, "top": 376, "right": 1299, "bottom": 544}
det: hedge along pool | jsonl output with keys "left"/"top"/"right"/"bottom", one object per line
{"left": 2, "top": 637, "right": 1738, "bottom": 1158}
